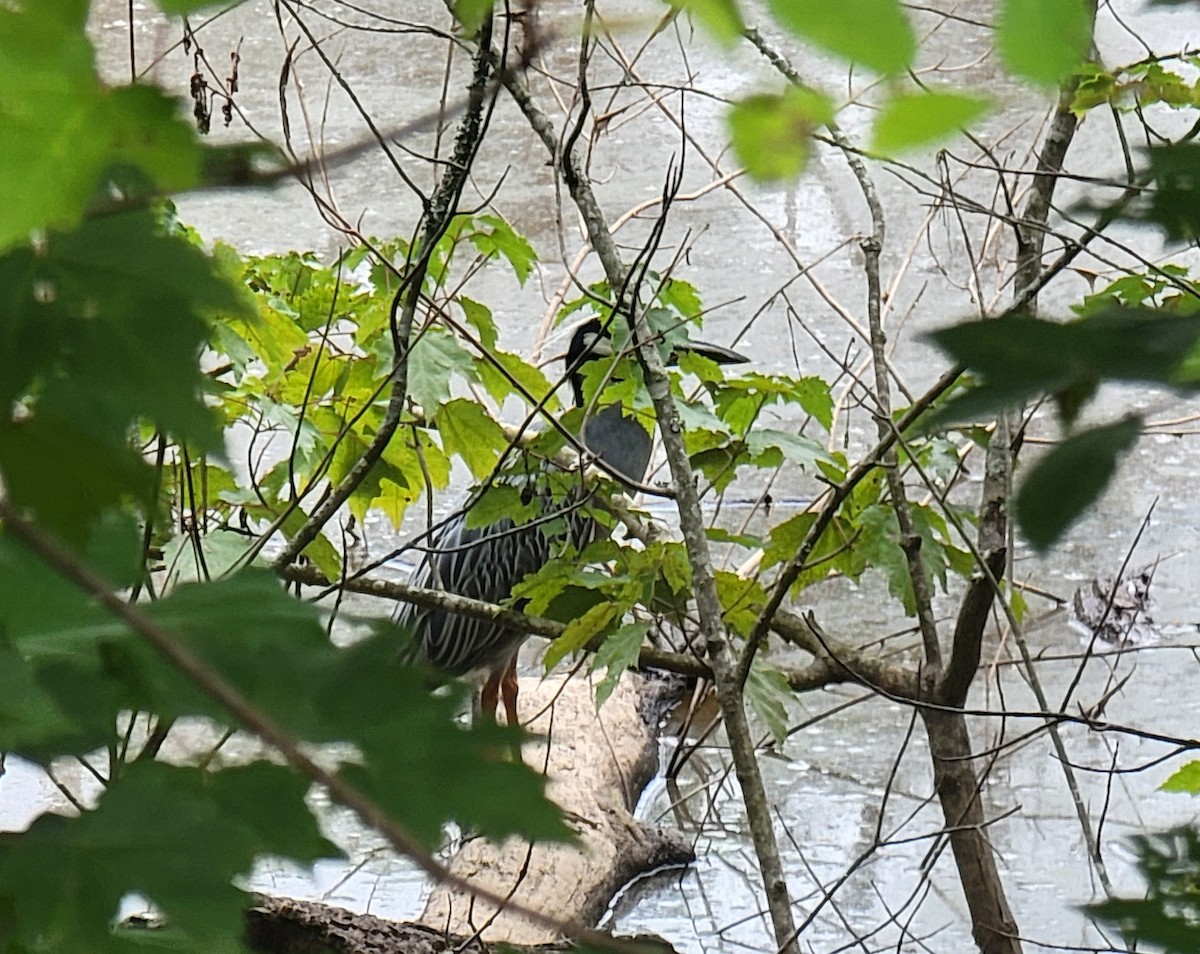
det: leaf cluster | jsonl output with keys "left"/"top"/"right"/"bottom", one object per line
{"left": 0, "top": 4, "right": 570, "bottom": 949}
{"left": 659, "top": 0, "right": 1093, "bottom": 174}
{"left": 928, "top": 295, "right": 1200, "bottom": 549}
{"left": 1086, "top": 828, "right": 1200, "bottom": 953}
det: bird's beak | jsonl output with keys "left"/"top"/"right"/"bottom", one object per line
{"left": 670, "top": 336, "right": 749, "bottom": 366}
{"left": 580, "top": 331, "right": 615, "bottom": 358}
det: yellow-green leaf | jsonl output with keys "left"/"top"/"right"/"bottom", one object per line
{"left": 729, "top": 87, "right": 833, "bottom": 181}
{"left": 373, "top": 476, "right": 416, "bottom": 529}
{"left": 997, "top": 0, "right": 1093, "bottom": 86}
{"left": 766, "top": 0, "right": 914, "bottom": 75}
{"left": 544, "top": 602, "right": 618, "bottom": 671}
{"left": 668, "top": 0, "right": 745, "bottom": 46}
{"left": 435, "top": 398, "right": 508, "bottom": 479}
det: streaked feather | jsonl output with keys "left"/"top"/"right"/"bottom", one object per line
{"left": 394, "top": 486, "right": 595, "bottom": 676}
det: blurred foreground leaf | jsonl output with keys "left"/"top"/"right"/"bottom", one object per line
{"left": 927, "top": 311, "right": 1200, "bottom": 428}
{"left": 871, "top": 91, "right": 989, "bottom": 155}
{"left": 0, "top": 552, "right": 570, "bottom": 847}
{"left": 1014, "top": 416, "right": 1140, "bottom": 551}
{"left": 729, "top": 87, "right": 833, "bottom": 181}
{"left": 0, "top": 762, "right": 334, "bottom": 953}
{"left": 1086, "top": 828, "right": 1200, "bottom": 953}
{"left": 766, "top": 0, "right": 914, "bottom": 75}
{"left": 997, "top": 0, "right": 1093, "bottom": 86}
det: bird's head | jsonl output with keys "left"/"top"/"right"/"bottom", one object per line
{"left": 565, "top": 317, "right": 748, "bottom": 406}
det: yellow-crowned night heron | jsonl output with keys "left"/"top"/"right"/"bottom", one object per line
{"left": 395, "top": 318, "right": 747, "bottom": 722}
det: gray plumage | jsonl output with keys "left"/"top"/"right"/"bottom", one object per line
{"left": 396, "top": 484, "right": 593, "bottom": 677}
{"left": 393, "top": 319, "right": 746, "bottom": 712}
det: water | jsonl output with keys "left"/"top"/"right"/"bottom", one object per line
{"left": 7, "top": 1, "right": 1200, "bottom": 950}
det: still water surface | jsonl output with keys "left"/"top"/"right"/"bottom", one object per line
{"left": 4, "top": 1, "right": 1199, "bottom": 950}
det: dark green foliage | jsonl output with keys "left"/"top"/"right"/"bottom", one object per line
{"left": 1015, "top": 417, "right": 1141, "bottom": 551}
{"left": 928, "top": 311, "right": 1200, "bottom": 429}
{"left": 1086, "top": 829, "right": 1200, "bottom": 952}
{"left": 0, "top": 762, "right": 335, "bottom": 953}
{"left": 1139, "top": 144, "right": 1200, "bottom": 241}
{"left": 928, "top": 308, "right": 1200, "bottom": 549}
{"left": 0, "top": 210, "right": 242, "bottom": 543}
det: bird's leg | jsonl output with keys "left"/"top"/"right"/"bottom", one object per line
{"left": 480, "top": 670, "right": 502, "bottom": 722}
{"left": 499, "top": 654, "right": 520, "bottom": 727}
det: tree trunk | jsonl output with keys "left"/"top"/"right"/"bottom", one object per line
{"left": 921, "top": 708, "right": 1021, "bottom": 954}
{"left": 242, "top": 670, "right": 691, "bottom": 954}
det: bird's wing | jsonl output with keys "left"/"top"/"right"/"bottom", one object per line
{"left": 394, "top": 499, "right": 584, "bottom": 675}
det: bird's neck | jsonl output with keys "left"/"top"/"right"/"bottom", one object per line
{"left": 581, "top": 404, "right": 653, "bottom": 487}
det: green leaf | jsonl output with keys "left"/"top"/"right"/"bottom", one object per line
{"left": 0, "top": 9, "right": 205, "bottom": 250}
{"left": 795, "top": 376, "right": 834, "bottom": 430}
{"left": 0, "top": 641, "right": 80, "bottom": 756}
{"left": 1, "top": 561, "right": 568, "bottom": 846}
{"left": 436, "top": 398, "right": 508, "bottom": 479}
{"left": 324, "top": 632, "right": 571, "bottom": 846}
{"left": 372, "top": 476, "right": 417, "bottom": 529}
{"left": 926, "top": 311, "right": 1200, "bottom": 428}
{"left": 1015, "top": 416, "right": 1141, "bottom": 551}
{"left": 161, "top": 528, "right": 258, "bottom": 586}
{"left": 746, "top": 661, "right": 791, "bottom": 744}
{"left": 766, "top": 0, "right": 914, "bottom": 75}
{"left": 406, "top": 330, "right": 477, "bottom": 412}
{"left": 745, "top": 428, "right": 832, "bottom": 469}
{"left": 460, "top": 296, "right": 496, "bottom": 350}
{"left": 0, "top": 413, "right": 153, "bottom": 546}
{"left": 1, "top": 209, "right": 241, "bottom": 449}
{"left": 0, "top": 761, "right": 336, "bottom": 952}
{"left": 0, "top": 3, "right": 108, "bottom": 250}
{"left": 659, "top": 542, "right": 694, "bottom": 596}
{"left": 105, "top": 84, "right": 203, "bottom": 191}
{"left": 1086, "top": 829, "right": 1200, "bottom": 951}
{"left": 668, "top": 0, "right": 745, "bottom": 45}
{"left": 858, "top": 505, "right": 917, "bottom": 614}
{"left": 997, "top": 0, "right": 1093, "bottom": 86}
{"left": 871, "top": 91, "right": 989, "bottom": 155}
{"left": 658, "top": 277, "right": 703, "bottom": 320}
{"left": 278, "top": 512, "right": 342, "bottom": 580}
{"left": 714, "top": 571, "right": 768, "bottom": 637}
{"left": 451, "top": 0, "right": 494, "bottom": 35}
{"left": 590, "top": 621, "right": 649, "bottom": 708}
{"left": 464, "top": 483, "right": 540, "bottom": 530}
{"left": 478, "top": 349, "right": 559, "bottom": 409}
{"left": 1070, "top": 62, "right": 1118, "bottom": 113}
{"left": 544, "top": 602, "right": 619, "bottom": 671}
{"left": 729, "top": 87, "right": 833, "bottom": 181}
{"left": 217, "top": 297, "right": 309, "bottom": 378}
{"left": 1140, "top": 143, "right": 1200, "bottom": 241}
{"left": 471, "top": 214, "right": 537, "bottom": 285}
{"left": 706, "top": 526, "right": 763, "bottom": 549}
{"left": 1162, "top": 760, "right": 1200, "bottom": 794}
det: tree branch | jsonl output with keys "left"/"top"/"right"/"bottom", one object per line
{"left": 271, "top": 15, "right": 497, "bottom": 570}
{"left": 0, "top": 499, "right": 650, "bottom": 954}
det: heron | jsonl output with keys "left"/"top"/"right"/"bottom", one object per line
{"left": 394, "top": 317, "right": 747, "bottom": 723}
